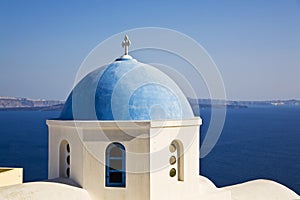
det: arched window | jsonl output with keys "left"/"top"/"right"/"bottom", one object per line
{"left": 59, "top": 140, "right": 70, "bottom": 178}
{"left": 105, "top": 143, "right": 126, "bottom": 187}
{"left": 169, "top": 140, "right": 184, "bottom": 181}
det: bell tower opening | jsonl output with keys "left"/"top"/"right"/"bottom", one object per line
{"left": 59, "top": 140, "right": 70, "bottom": 178}
{"left": 170, "top": 140, "right": 184, "bottom": 181}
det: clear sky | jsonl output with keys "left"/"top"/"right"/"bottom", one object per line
{"left": 0, "top": 0, "right": 299, "bottom": 101}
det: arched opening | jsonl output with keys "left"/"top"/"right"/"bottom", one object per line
{"left": 170, "top": 140, "right": 184, "bottom": 181}
{"left": 59, "top": 140, "right": 70, "bottom": 178}
{"left": 105, "top": 142, "right": 126, "bottom": 187}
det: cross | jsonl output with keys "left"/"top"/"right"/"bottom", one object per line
{"left": 122, "top": 35, "right": 131, "bottom": 55}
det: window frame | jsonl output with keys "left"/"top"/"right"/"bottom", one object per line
{"left": 105, "top": 142, "right": 126, "bottom": 187}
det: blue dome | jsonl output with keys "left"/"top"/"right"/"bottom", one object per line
{"left": 60, "top": 56, "right": 194, "bottom": 120}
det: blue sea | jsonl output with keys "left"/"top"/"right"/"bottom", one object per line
{"left": 0, "top": 107, "right": 299, "bottom": 194}
{"left": 201, "top": 106, "right": 300, "bottom": 194}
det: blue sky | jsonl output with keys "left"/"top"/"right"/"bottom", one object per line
{"left": 0, "top": 0, "right": 299, "bottom": 100}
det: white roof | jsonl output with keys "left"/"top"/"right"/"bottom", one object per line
{"left": 0, "top": 182, "right": 91, "bottom": 200}
{"left": 223, "top": 179, "right": 299, "bottom": 200}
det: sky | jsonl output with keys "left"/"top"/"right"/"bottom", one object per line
{"left": 0, "top": 0, "right": 299, "bottom": 101}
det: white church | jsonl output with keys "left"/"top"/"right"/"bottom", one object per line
{"left": 0, "top": 36, "right": 299, "bottom": 200}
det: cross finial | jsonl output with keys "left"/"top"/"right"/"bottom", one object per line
{"left": 122, "top": 35, "right": 131, "bottom": 55}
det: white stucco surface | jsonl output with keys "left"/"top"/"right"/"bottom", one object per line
{"left": 223, "top": 179, "right": 300, "bottom": 200}
{"left": 0, "top": 168, "right": 22, "bottom": 187}
{"left": 0, "top": 182, "right": 91, "bottom": 200}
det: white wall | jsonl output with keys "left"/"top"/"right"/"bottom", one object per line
{"left": 47, "top": 119, "right": 231, "bottom": 200}
{"left": 149, "top": 118, "right": 231, "bottom": 200}
{"left": 47, "top": 121, "right": 151, "bottom": 200}
{"left": 0, "top": 168, "right": 23, "bottom": 187}
{"left": 47, "top": 122, "right": 84, "bottom": 186}
{"left": 149, "top": 119, "right": 202, "bottom": 200}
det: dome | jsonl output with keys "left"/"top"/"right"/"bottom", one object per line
{"left": 60, "top": 56, "right": 194, "bottom": 121}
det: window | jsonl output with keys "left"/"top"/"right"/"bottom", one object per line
{"left": 170, "top": 140, "right": 184, "bottom": 181}
{"left": 59, "top": 140, "right": 70, "bottom": 178}
{"left": 105, "top": 143, "right": 126, "bottom": 187}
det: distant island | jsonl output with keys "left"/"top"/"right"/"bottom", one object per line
{"left": 189, "top": 98, "right": 300, "bottom": 108}
{"left": 0, "top": 96, "right": 64, "bottom": 111}
{"left": 0, "top": 96, "right": 299, "bottom": 112}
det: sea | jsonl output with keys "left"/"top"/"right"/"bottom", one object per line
{"left": 0, "top": 106, "right": 299, "bottom": 194}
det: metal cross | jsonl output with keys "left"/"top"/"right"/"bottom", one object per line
{"left": 122, "top": 35, "right": 131, "bottom": 55}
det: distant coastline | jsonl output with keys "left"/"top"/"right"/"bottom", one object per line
{"left": 189, "top": 98, "right": 300, "bottom": 108}
{"left": 0, "top": 104, "right": 64, "bottom": 111}
{"left": 0, "top": 96, "right": 299, "bottom": 111}
{"left": 0, "top": 96, "right": 64, "bottom": 111}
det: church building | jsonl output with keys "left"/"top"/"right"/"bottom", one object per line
{"left": 47, "top": 35, "right": 228, "bottom": 200}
